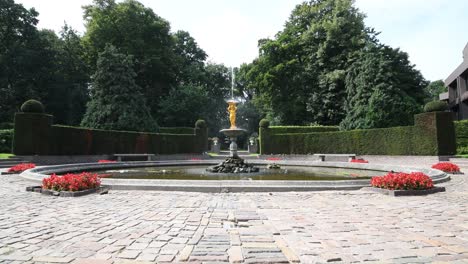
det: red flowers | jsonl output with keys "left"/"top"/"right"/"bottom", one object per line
{"left": 350, "top": 159, "right": 368, "bottom": 163}
{"left": 431, "top": 162, "right": 460, "bottom": 173}
{"left": 371, "top": 172, "right": 434, "bottom": 190}
{"left": 266, "top": 157, "right": 281, "bottom": 161}
{"left": 42, "top": 172, "right": 101, "bottom": 192}
{"left": 8, "top": 163, "right": 36, "bottom": 173}
{"left": 98, "top": 160, "right": 116, "bottom": 163}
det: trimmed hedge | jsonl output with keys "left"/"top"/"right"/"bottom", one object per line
{"left": 424, "top": 101, "right": 448, "bottom": 112}
{"left": 20, "top": 99, "right": 45, "bottom": 113}
{"left": 268, "top": 126, "right": 339, "bottom": 134}
{"left": 158, "top": 127, "right": 194, "bottom": 134}
{"left": 455, "top": 120, "right": 468, "bottom": 154}
{"left": 13, "top": 113, "right": 208, "bottom": 155}
{"left": 0, "top": 129, "right": 13, "bottom": 153}
{"left": 260, "top": 112, "right": 455, "bottom": 156}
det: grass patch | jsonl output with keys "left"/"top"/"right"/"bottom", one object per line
{"left": 456, "top": 154, "right": 468, "bottom": 158}
{"left": 0, "top": 153, "right": 13, "bottom": 159}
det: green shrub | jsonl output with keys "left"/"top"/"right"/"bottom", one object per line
{"left": 259, "top": 119, "right": 270, "bottom": 128}
{"left": 424, "top": 101, "right": 448, "bottom": 112}
{"left": 195, "top": 119, "right": 207, "bottom": 128}
{"left": 20, "top": 99, "right": 45, "bottom": 113}
{"left": 0, "top": 129, "right": 13, "bottom": 153}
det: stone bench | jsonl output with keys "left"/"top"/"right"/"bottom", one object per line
{"left": 113, "top": 154, "right": 155, "bottom": 162}
{"left": 314, "top": 153, "right": 356, "bottom": 162}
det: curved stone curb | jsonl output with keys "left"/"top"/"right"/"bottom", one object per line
{"left": 363, "top": 186, "right": 446, "bottom": 196}
{"left": 19, "top": 160, "right": 450, "bottom": 193}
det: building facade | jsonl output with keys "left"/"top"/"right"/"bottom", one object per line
{"left": 441, "top": 42, "right": 468, "bottom": 120}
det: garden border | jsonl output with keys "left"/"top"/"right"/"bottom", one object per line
{"left": 19, "top": 160, "right": 450, "bottom": 193}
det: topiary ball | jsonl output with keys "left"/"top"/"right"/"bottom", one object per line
{"left": 20, "top": 99, "right": 45, "bottom": 113}
{"left": 424, "top": 101, "right": 448, "bottom": 113}
{"left": 195, "top": 119, "right": 206, "bottom": 128}
{"left": 259, "top": 119, "right": 270, "bottom": 128}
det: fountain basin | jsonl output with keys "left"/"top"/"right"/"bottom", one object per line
{"left": 220, "top": 128, "right": 246, "bottom": 138}
{"left": 19, "top": 160, "right": 450, "bottom": 192}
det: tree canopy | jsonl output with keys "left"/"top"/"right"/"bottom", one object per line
{"left": 1, "top": 0, "right": 432, "bottom": 136}
{"left": 81, "top": 45, "right": 157, "bottom": 132}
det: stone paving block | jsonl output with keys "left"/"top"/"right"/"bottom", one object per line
{"left": 177, "top": 245, "right": 194, "bottom": 261}
{"left": 117, "top": 250, "right": 141, "bottom": 259}
{"left": 32, "top": 256, "right": 74, "bottom": 263}
{"left": 73, "top": 258, "right": 113, "bottom": 264}
{"left": 156, "top": 254, "right": 175, "bottom": 262}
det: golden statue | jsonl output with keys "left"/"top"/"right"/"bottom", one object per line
{"left": 227, "top": 101, "right": 237, "bottom": 128}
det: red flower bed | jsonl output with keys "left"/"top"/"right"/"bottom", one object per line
{"left": 190, "top": 158, "right": 202, "bottom": 161}
{"left": 8, "top": 163, "right": 36, "bottom": 173}
{"left": 98, "top": 160, "right": 116, "bottom": 163}
{"left": 431, "top": 162, "right": 460, "bottom": 173}
{"left": 371, "top": 172, "right": 434, "bottom": 190}
{"left": 42, "top": 172, "right": 101, "bottom": 192}
{"left": 350, "top": 159, "right": 368, "bottom": 163}
{"left": 266, "top": 157, "right": 281, "bottom": 161}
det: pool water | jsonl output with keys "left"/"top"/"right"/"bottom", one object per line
{"left": 95, "top": 166, "right": 377, "bottom": 181}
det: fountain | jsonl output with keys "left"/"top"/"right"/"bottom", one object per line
{"left": 206, "top": 69, "right": 259, "bottom": 173}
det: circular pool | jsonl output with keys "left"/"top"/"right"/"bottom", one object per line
{"left": 20, "top": 160, "right": 450, "bottom": 192}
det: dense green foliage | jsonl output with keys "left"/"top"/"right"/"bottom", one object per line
{"left": 3, "top": 0, "right": 434, "bottom": 140}
{"left": 260, "top": 112, "right": 455, "bottom": 156}
{"left": 424, "top": 80, "right": 446, "bottom": 102}
{"left": 20, "top": 99, "right": 44, "bottom": 113}
{"left": 82, "top": 0, "right": 175, "bottom": 117}
{"left": 424, "top": 101, "right": 448, "bottom": 112}
{"left": 81, "top": 45, "right": 157, "bottom": 132}
{"left": 340, "top": 45, "right": 427, "bottom": 130}
{"left": 1, "top": 0, "right": 232, "bottom": 136}
{"left": 158, "top": 127, "right": 194, "bottom": 134}
{"left": 454, "top": 120, "right": 468, "bottom": 154}
{"left": 267, "top": 126, "right": 339, "bottom": 134}
{"left": 240, "top": 0, "right": 428, "bottom": 128}
{"left": 0, "top": 0, "right": 89, "bottom": 124}
{"left": 0, "top": 130, "right": 13, "bottom": 153}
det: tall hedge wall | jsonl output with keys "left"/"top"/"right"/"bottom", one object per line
{"left": 454, "top": 120, "right": 468, "bottom": 154}
{"left": 12, "top": 113, "right": 208, "bottom": 155}
{"left": 159, "top": 127, "right": 194, "bottom": 134}
{"left": 0, "top": 129, "right": 13, "bottom": 153}
{"left": 260, "top": 112, "right": 455, "bottom": 156}
{"left": 267, "top": 126, "right": 339, "bottom": 134}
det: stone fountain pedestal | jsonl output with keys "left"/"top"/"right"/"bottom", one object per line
{"left": 206, "top": 128, "right": 259, "bottom": 173}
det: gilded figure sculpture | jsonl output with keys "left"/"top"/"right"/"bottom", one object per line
{"left": 227, "top": 102, "right": 237, "bottom": 128}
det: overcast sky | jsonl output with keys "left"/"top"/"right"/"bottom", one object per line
{"left": 15, "top": 0, "right": 468, "bottom": 82}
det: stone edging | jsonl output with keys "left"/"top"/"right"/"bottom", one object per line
{"left": 19, "top": 160, "right": 450, "bottom": 193}
{"left": 26, "top": 186, "right": 107, "bottom": 197}
{"left": 363, "top": 186, "right": 446, "bottom": 196}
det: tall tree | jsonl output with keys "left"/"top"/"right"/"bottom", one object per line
{"left": 242, "top": 0, "right": 371, "bottom": 125}
{"left": 172, "top": 30, "right": 207, "bottom": 85}
{"left": 340, "top": 44, "right": 428, "bottom": 129}
{"left": 424, "top": 80, "right": 446, "bottom": 102}
{"left": 0, "top": 0, "right": 40, "bottom": 121}
{"left": 81, "top": 45, "right": 156, "bottom": 132}
{"left": 82, "top": 0, "right": 176, "bottom": 118}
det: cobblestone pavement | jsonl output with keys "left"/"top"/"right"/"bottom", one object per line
{"left": 0, "top": 164, "right": 467, "bottom": 264}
